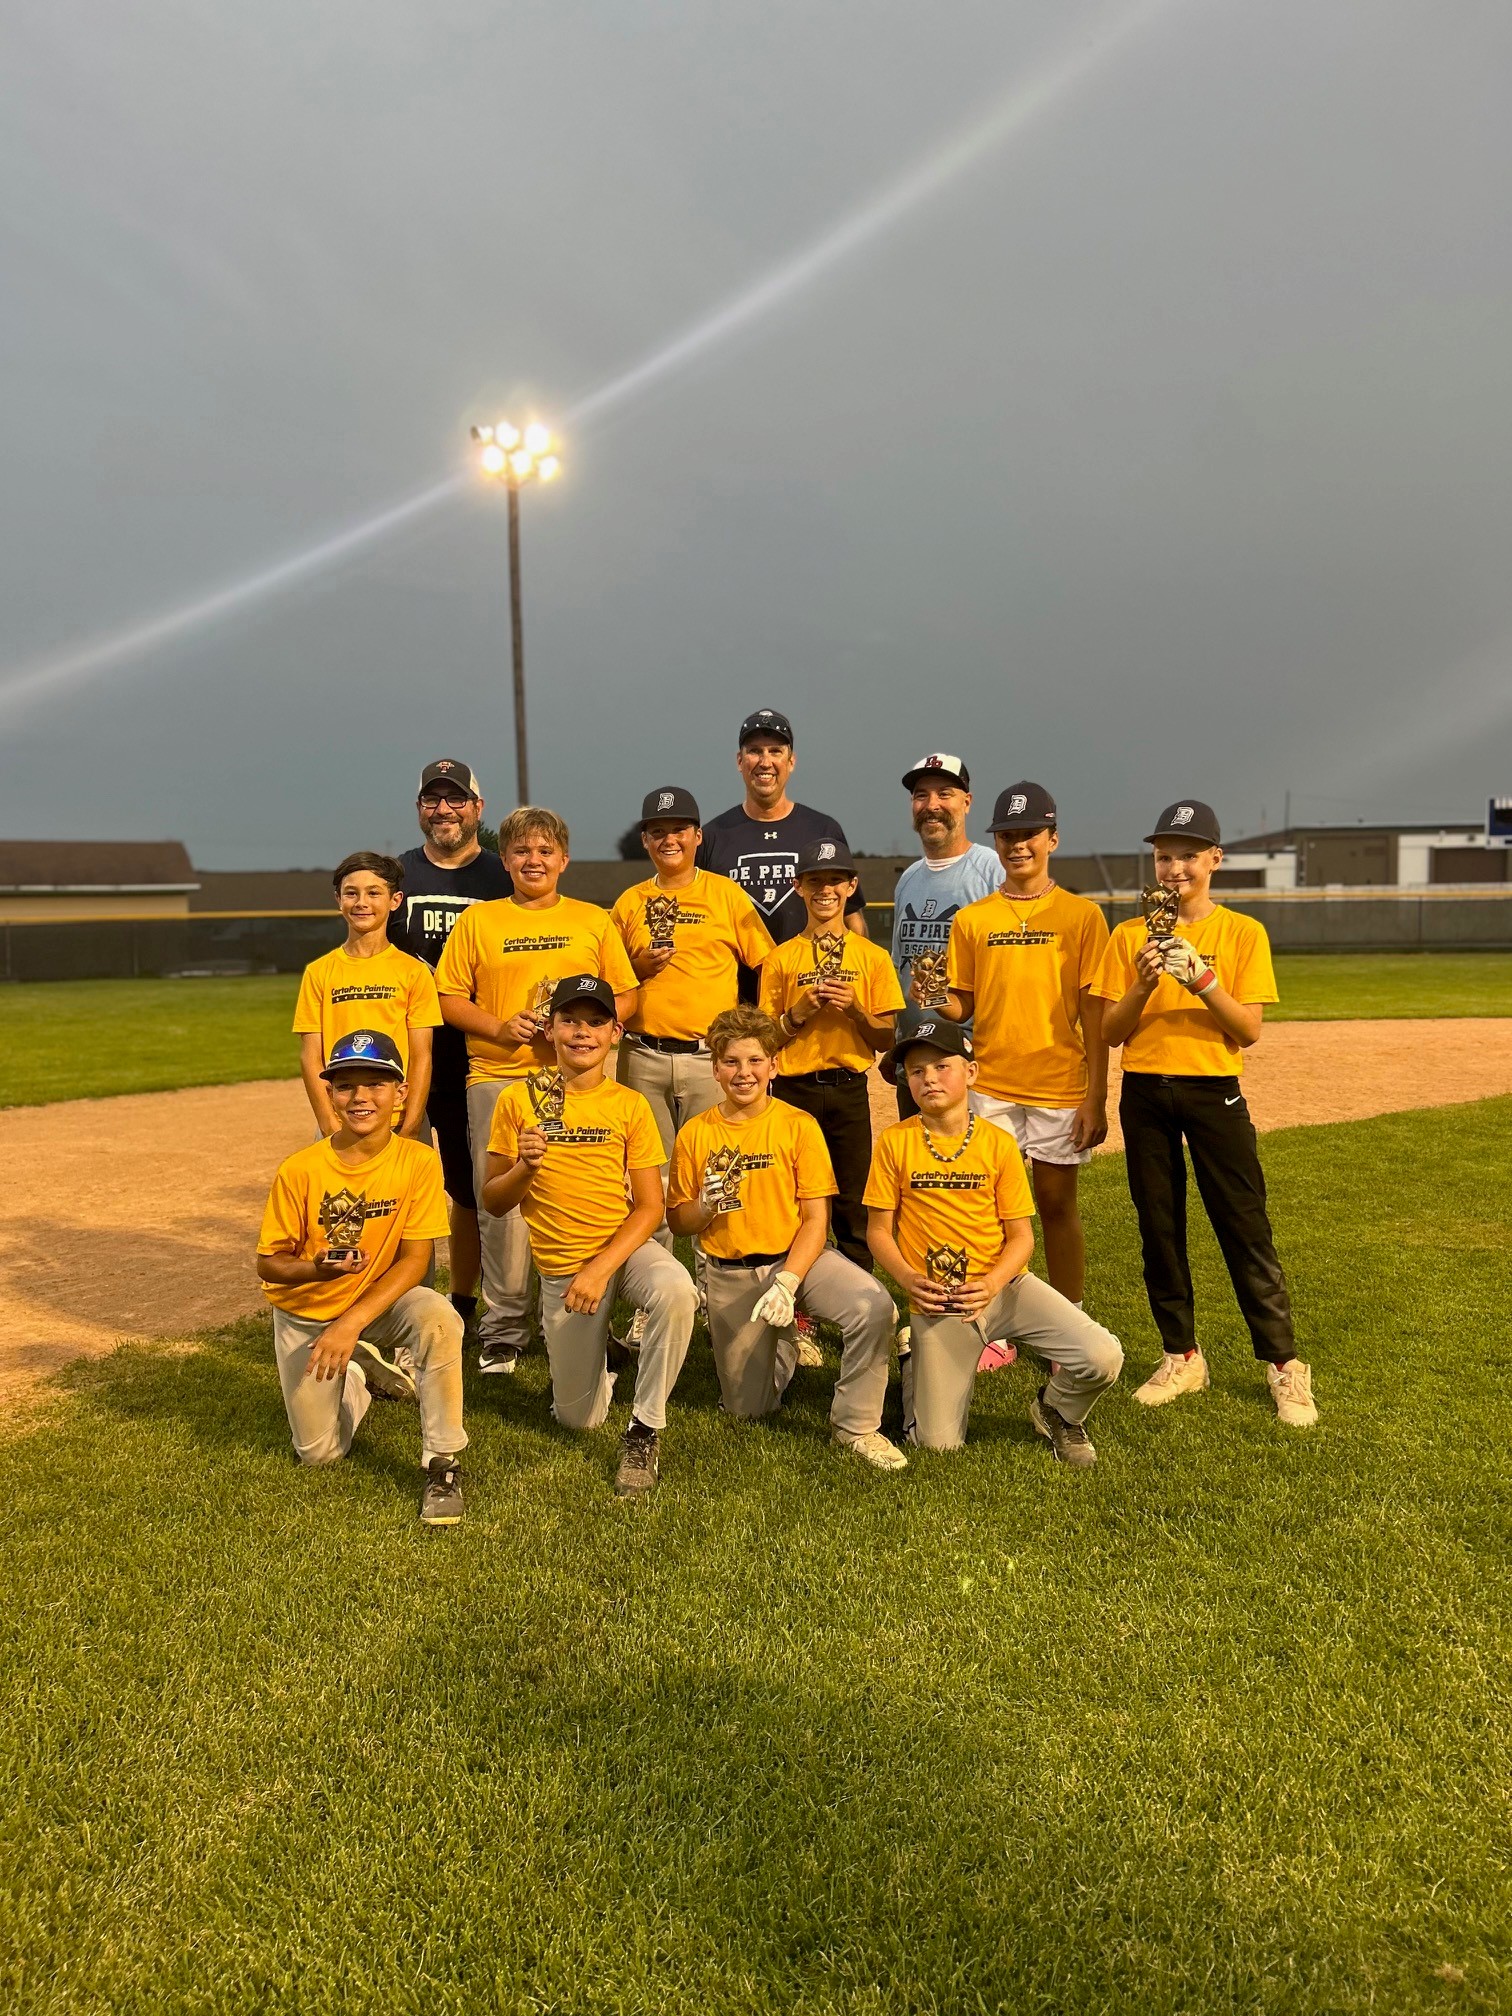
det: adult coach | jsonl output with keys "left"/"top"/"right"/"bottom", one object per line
{"left": 698, "top": 710, "right": 868, "bottom": 989}
{"left": 389, "top": 758, "right": 512, "bottom": 1332}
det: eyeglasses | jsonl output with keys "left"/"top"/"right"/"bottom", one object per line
{"left": 418, "top": 793, "right": 474, "bottom": 812}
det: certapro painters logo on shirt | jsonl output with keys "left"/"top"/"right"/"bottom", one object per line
{"left": 499, "top": 935, "right": 572, "bottom": 953}
{"left": 908, "top": 1171, "right": 988, "bottom": 1191}
{"left": 986, "top": 930, "right": 1059, "bottom": 948}
{"left": 328, "top": 984, "right": 403, "bottom": 1004}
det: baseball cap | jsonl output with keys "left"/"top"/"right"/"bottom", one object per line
{"left": 902, "top": 752, "right": 971, "bottom": 791}
{"left": 321, "top": 1030, "right": 406, "bottom": 1080}
{"left": 418, "top": 758, "right": 481, "bottom": 799}
{"left": 1145, "top": 799, "right": 1221, "bottom": 846}
{"left": 795, "top": 838, "right": 857, "bottom": 877}
{"left": 987, "top": 780, "right": 1058, "bottom": 832}
{"left": 639, "top": 785, "right": 701, "bottom": 827}
{"left": 546, "top": 973, "right": 618, "bottom": 1020}
{"left": 738, "top": 708, "right": 794, "bottom": 747}
{"left": 879, "top": 1009, "right": 974, "bottom": 1083}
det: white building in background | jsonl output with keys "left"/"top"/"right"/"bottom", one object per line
{"left": 1220, "top": 821, "right": 1509, "bottom": 891}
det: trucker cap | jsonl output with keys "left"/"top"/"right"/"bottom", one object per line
{"left": 902, "top": 752, "right": 970, "bottom": 791}
{"left": 418, "top": 758, "right": 481, "bottom": 799}
{"left": 987, "top": 781, "right": 1058, "bottom": 831}
{"left": 321, "top": 1030, "right": 406, "bottom": 1081}
{"left": 738, "top": 708, "right": 794, "bottom": 747}
{"left": 640, "top": 786, "right": 701, "bottom": 827}
{"left": 546, "top": 974, "right": 618, "bottom": 1020}
{"left": 795, "top": 838, "right": 857, "bottom": 877}
{"left": 879, "top": 1009, "right": 975, "bottom": 1083}
{"left": 1144, "top": 799, "right": 1221, "bottom": 847}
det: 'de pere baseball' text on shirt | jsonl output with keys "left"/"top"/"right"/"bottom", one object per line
{"left": 890, "top": 845, "right": 1001, "bottom": 995}
{"left": 947, "top": 886, "right": 1110, "bottom": 1107}
{"left": 258, "top": 1135, "right": 451, "bottom": 1323}
{"left": 669, "top": 1101, "right": 836, "bottom": 1262}
{"left": 697, "top": 803, "right": 867, "bottom": 944}
{"left": 611, "top": 871, "right": 775, "bottom": 1040}
{"left": 487, "top": 1076, "right": 666, "bottom": 1278}
{"left": 864, "top": 1115, "right": 1035, "bottom": 1289}
{"left": 759, "top": 932, "right": 905, "bottom": 1074}
{"left": 1092, "top": 907, "right": 1279, "bottom": 1077}
{"left": 292, "top": 944, "right": 442, "bottom": 1074}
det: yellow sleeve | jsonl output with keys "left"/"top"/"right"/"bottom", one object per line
{"left": 598, "top": 922, "right": 638, "bottom": 994}
{"left": 488, "top": 1088, "right": 523, "bottom": 1161}
{"left": 610, "top": 888, "right": 638, "bottom": 955}
{"left": 862, "top": 1131, "right": 902, "bottom": 1212}
{"left": 793, "top": 1113, "right": 838, "bottom": 1199}
{"left": 1079, "top": 901, "right": 1111, "bottom": 978}
{"left": 993, "top": 1134, "right": 1035, "bottom": 1222}
{"left": 1231, "top": 920, "right": 1279, "bottom": 1005}
{"left": 291, "top": 961, "right": 325, "bottom": 1035}
{"left": 946, "top": 912, "right": 976, "bottom": 991}
{"left": 257, "top": 1164, "right": 305, "bottom": 1256}
{"left": 1091, "top": 927, "right": 1135, "bottom": 1002}
{"left": 408, "top": 960, "right": 444, "bottom": 1028}
{"left": 625, "top": 1094, "right": 668, "bottom": 1171}
{"left": 435, "top": 908, "right": 475, "bottom": 998}
{"left": 403, "top": 1149, "right": 453, "bottom": 1242}
{"left": 667, "top": 1123, "right": 700, "bottom": 1208}
{"left": 733, "top": 888, "right": 777, "bottom": 968}
{"left": 868, "top": 946, "right": 906, "bottom": 1017}
{"left": 757, "top": 948, "right": 788, "bottom": 1020}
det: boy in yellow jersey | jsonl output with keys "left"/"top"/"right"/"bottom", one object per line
{"left": 667, "top": 1006, "right": 906, "bottom": 1471}
{"left": 759, "top": 839, "right": 903, "bottom": 1270}
{"left": 293, "top": 852, "right": 441, "bottom": 1138}
{"left": 481, "top": 976, "right": 697, "bottom": 1499}
{"left": 866, "top": 1010, "right": 1123, "bottom": 1462}
{"left": 1094, "top": 800, "right": 1317, "bottom": 1427}
{"left": 930, "top": 784, "right": 1109, "bottom": 1335}
{"left": 611, "top": 787, "right": 775, "bottom": 1157}
{"left": 435, "top": 807, "right": 638, "bottom": 1376}
{"left": 256, "top": 1030, "right": 466, "bottom": 1525}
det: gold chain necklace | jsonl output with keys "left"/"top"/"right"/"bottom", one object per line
{"left": 999, "top": 879, "right": 1056, "bottom": 938}
{"left": 921, "top": 1114, "right": 977, "bottom": 1164}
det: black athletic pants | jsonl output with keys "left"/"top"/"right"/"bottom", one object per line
{"left": 1119, "top": 1070, "right": 1295, "bottom": 1363}
{"left": 772, "top": 1071, "right": 875, "bottom": 1272}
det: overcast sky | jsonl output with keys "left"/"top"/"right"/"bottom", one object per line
{"left": 2, "top": 0, "right": 1510, "bottom": 868}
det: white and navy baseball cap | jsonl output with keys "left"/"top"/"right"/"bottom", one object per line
{"left": 546, "top": 973, "right": 618, "bottom": 1020}
{"left": 880, "top": 1009, "right": 974, "bottom": 1082}
{"left": 640, "top": 786, "right": 701, "bottom": 827}
{"left": 795, "top": 838, "right": 857, "bottom": 877}
{"left": 321, "top": 1030, "right": 406, "bottom": 1080}
{"left": 902, "top": 752, "right": 970, "bottom": 791}
{"left": 738, "top": 708, "right": 794, "bottom": 747}
{"left": 1145, "top": 800, "right": 1221, "bottom": 846}
{"left": 418, "top": 758, "right": 481, "bottom": 799}
{"left": 988, "top": 780, "right": 1058, "bottom": 832}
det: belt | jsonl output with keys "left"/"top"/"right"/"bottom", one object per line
{"left": 631, "top": 1031, "right": 707, "bottom": 1056}
{"left": 707, "top": 1250, "right": 788, "bottom": 1270}
{"left": 781, "top": 1067, "right": 867, "bottom": 1088}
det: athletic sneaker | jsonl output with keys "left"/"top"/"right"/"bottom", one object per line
{"left": 477, "top": 1341, "right": 521, "bottom": 1375}
{"left": 614, "top": 1308, "right": 647, "bottom": 1353}
{"left": 352, "top": 1338, "right": 417, "bottom": 1403}
{"left": 420, "top": 1456, "right": 464, "bottom": 1525}
{"left": 1133, "top": 1349, "right": 1210, "bottom": 1407}
{"left": 615, "top": 1424, "right": 660, "bottom": 1499}
{"left": 794, "top": 1312, "right": 824, "bottom": 1368}
{"left": 1267, "top": 1358, "right": 1318, "bottom": 1428}
{"left": 976, "top": 1340, "right": 1018, "bottom": 1375}
{"left": 832, "top": 1428, "right": 909, "bottom": 1472}
{"left": 1029, "top": 1387, "right": 1097, "bottom": 1470}
{"left": 895, "top": 1323, "right": 911, "bottom": 1354}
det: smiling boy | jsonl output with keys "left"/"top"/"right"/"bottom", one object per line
{"left": 256, "top": 1030, "right": 467, "bottom": 1525}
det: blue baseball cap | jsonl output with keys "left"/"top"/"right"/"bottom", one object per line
{"left": 321, "top": 1029, "right": 406, "bottom": 1080}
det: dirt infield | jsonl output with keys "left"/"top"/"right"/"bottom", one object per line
{"left": 5, "top": 1017, "right": 1511, "bottom": 1406}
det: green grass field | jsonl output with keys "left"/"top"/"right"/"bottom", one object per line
{"left": 4, "top": 1100, "right": 1509, "bottom": 2012}
{"left": 1, "top": 952, "right": 1508, "bottom": 1109}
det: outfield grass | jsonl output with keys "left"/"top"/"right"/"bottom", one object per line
{"left": 2, "top": 954, "right": 1509, "bottom": 1110}
{"left": 3, "top": 1100, "right": 1508, "bottom": 2013}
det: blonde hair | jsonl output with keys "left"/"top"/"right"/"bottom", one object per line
{"left": 707, "top": 1005, "right": 782, "bottom": 1062}
{"left": 498, "top": 806, "right": 570, "bottom": 854}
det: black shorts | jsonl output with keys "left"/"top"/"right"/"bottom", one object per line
{"left": 425, "top": 1056, "right": 475, "bottom": 1211}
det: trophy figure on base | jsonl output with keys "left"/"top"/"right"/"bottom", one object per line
{"left": 910, "top": 948, "right": 949, "bottom": 1008}
{"left": 526, "top": 1067, "right": 567, "bottom": 1139}
{"left": 699, "top": 1146, "right": 748, "bottom": 1217}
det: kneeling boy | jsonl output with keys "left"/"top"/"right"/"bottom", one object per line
{"left": 865, "top": 1010, "right": 1122, "bottom": 1465}
{"left": 482, "top": 976, "right": 696, "bottom": 1498}
{"left": 668, "top": 1006, "right": 906, "bottom": 1471}
{"left": 256, "top": 1030, "right": 466, "bottom": 1525}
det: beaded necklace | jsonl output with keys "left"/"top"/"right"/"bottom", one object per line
{"left": 998, "top": 878, "right": 1056, "bottom": 938}
{"left": 920, "top": 1114, "right": 977, "bottom": 1164}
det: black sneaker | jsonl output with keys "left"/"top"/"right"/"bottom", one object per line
{"left": 351, "top": 1339, "right": 417, "bottom": 1402}
{"left": 477, "top": 1340, "right": 520, "bottom": 1375}
{"left": 614, "top": 1425, "right": 660, "bottom": 1499}
{"left": 420, "top": 1456, "right": 464, "bottom": 1525}
{"left": 1029, "top": 1387, "right": 1097, "bottom": 1470}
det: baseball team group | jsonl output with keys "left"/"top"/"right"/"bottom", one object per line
{"left": 256, "top": 707, "right": 1318, "bottom": 1526}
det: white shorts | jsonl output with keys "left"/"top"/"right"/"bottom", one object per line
{"left": 970, "top": 1092, "right": 1089, "bottom": 1168}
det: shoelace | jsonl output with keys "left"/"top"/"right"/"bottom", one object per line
{"left": 623, "top": 1435, "right": 655, "bottom": 1471}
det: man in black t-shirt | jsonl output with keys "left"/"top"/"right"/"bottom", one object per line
{"left": 698, "top": 711, "right": 867, "bottom": 1000}
{"left": 390, "top": 758, "right": 513, "bottom": 1331}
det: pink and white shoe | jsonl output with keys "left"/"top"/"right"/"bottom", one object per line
{"left": 976, "top": 1340, "right": 1017, "bottom": 1375}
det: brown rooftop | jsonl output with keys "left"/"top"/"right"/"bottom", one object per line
{"left": 0, "top": 840, "right": 198, "bottom": 890}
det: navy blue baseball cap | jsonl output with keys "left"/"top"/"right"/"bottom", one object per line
{"left": 739, "top": 708, "right": 794, "bottom": 747}
{"left": 880, "top": 1009, "right": 974, "bottom": 1083}
{"left": 322, "top": 1030, "right": 406, "bottom": 1080}
{"left": 547, "top": 974, "right": 617, "bottom": 1019}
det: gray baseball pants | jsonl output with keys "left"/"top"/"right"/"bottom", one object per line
{"left": 618, "top": 1040, "right": 721, "bottom": 1249}
{"left": 272, "top": 1286, "right": 467, "bottom": 1468}
{"left": 538, "top": 1241, "right": 697, "bottom": 1431}
{"left": 701, "top": 1248, "right": 895, "bottom": 1433}
{"left": 468, "top": 1078, "right": 535, "bottom": 1350}
{"left": 903, "top": 1272, "right": 1122, "bottom": 1449}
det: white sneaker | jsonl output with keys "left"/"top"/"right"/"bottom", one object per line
{"left": 833, "top": 1429, "right": 909, "bottom": 1472}
{"left": 794, "top": 1313, "right": 824, "bottom": 1367}
{"left": 1133, "top": 1350, "right": 1209, "bottom": 1407}
{"left": 1267, "top": 1358, "right": 1318, "bottom": 1427}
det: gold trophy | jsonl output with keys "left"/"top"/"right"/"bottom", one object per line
{"left": 318, "top": 1187, "right": 369, "bottom": 1265}
{"left": 528, "top": 973, "right": 555, "bottom": 1028}
{"left": 526, "top": 1066, "right": 567, "bottom": 1138}
{"left": 911, "top": 948, "right": 949, "bottom": 1007}
{"left": 699, "top": 1145, "right": 748, "bottom": 1215}
{"left": 925, "top": 1244, "right": 969, "bottom": 1306}
{"left": 645, "top": 892, "right": 681, "bottom": 951}
{"left": 812, "top": 930, "right": 846, "bottom": 985}
{"left": 1141, "top": 885, "right": 1181, "bottom": 945}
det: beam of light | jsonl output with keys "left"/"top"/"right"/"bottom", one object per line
{"left": 0, "top": 0, "right": 1181, "bottom": 727}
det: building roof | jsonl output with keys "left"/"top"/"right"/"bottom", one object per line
{"left": 0, "top": 840, "right": 198, "bottom": 892}
{"left": 1227, "top": 822, "right": 1482, "bottom": 851}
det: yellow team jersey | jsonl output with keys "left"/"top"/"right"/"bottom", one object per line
{"left": 759, "top": 931, "right": 905, "bottom": 1074}
{"left": 1092, "top": 907, "right": 1278, "bottom": 1078}
{"left": 258, "top": 1134, "right": 450, "bottom": 1322}
{"left": 292, "top": 943, "right": 442, "bottom": 1073}
{"left": 668, "top": 1100, "right": 836, "bottom": 1262}
{"left": 945, "top": 885, "right": 1109, "bottom": 1107}
{"left": 434, "top": 895, "right": 638, "bottom": 1083}
{"left": 487, "top": 1075, "right": 666, "bottom": 1279}
{"left": 864, "top": 1114, "right": 1034, "bottom": 1290}
{"left": 611, "top": 870, "right": 775, "bottom": 1040}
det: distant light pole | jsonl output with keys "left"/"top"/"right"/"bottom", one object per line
{"left": 470, "top": 420, "right": 562, "bottom": 805}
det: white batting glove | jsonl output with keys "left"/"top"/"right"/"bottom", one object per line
{"left": 1161, "top": 938, "right": 1213, "bottom": 990}
{"left": 752, "top": 1270, "right": 801, "bottom": 1330}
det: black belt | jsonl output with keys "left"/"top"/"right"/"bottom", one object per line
{"left": 781, "top": 1067, "right": 867, "bottom": 1088}
{"left": 631, "top": 1031, "right": 707, "bottom": 1056}
{"left": 708, "top": 1250, "right": 788, "bottom": 1270}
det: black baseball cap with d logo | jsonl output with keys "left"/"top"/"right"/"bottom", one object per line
{"left": 321, "top": 1029, "right": 406, "bottom": 1080}
{"left": 1144, "top": 800, "right": 1221, "bottom": 846}
{"left": 639, "top": 786, "right": 701, "bottom": 826}
{"left": 987, "top": 780, "right": 1058, "bottom": 831}
{"left": 795, "top": 838, "right": 857, "bottom": 877}
{"left": 879, "top": 1009, "right": 975, "bottom": 1082}
{"left": 547, "top": 974, "right": 618, "bottom": 1019}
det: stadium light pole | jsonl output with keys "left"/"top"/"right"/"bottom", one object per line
{"left": 470, "top": 421, "right": 562, "bottom": 805}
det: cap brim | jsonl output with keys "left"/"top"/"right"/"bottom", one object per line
{"left": 902, "top": 770, "right": 967, "bottom": 791}
{"left": 881, "top": 1036, "right": 961, "bottom": 1079}
{"left": 1143, "top": 829, "right": 1219, "bottom": 846}
{"left": 321, "top": 1062, "right": 406, "bottom": 1081}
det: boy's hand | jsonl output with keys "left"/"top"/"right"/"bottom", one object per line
{"left": 633, "top": 944, "right": 675, "bottom": 980}
{"left": 564, "top": 1257, "right": 615, "bottom": 1315}
{"left": 813, "top": 977, "right": 857, "bottom": 1012}
{"left": 517, "top": 1127, "right": 550, "bottom": 1170}
{"left": 305, "top": 1316, "right": 360, "bottom": 1381}
{"left": 950, "top": 1276, "right": 996, "bottom": 1317}
{"left": 1133, "top": 941, "right": 1166, "bottom": 989}
{"left": 505, "top": 1011, "right": 545, "bottom": 1043}
{"left": 1070, "top": 1098, "right": 1108, "bottom": 1152}
{"left": 1161, "top": 938, "right": 1214, "bottom": 991}
{"left": 314, "top": 1249, "right": 367, "bottom": 1279}
{"left": 902, "top": 1268, "right": 956, "bottom": 1314}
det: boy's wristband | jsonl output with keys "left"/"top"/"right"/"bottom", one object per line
{"left": 1190, "top": 967, "right": 1218, "bottom": 996}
